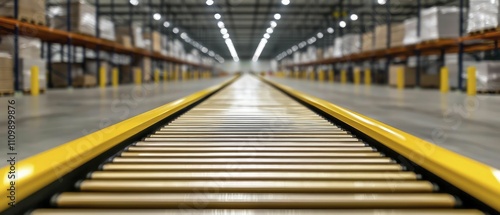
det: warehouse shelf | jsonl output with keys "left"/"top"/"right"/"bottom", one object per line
{"left": 0, "top": 17, "right": 211, "bottom": 69}
{"left": 285, "top": 37, "right": 498, "bottom": 68}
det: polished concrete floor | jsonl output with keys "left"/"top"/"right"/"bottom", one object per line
{"left": 0, "top": 77, "right": 230, "bottom": 162}
{"left": 269, "top": 77, "right": 500, "bottom": 169}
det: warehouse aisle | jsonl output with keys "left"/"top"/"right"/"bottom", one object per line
{"left": 269, "top": 77, "right": 500, "bottom": 169}
{"left": 0, "top": 77, "right": 230, "bottom": 161}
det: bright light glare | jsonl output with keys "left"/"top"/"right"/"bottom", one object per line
{"left": 252, "top": 38, "right": 268, "bottom": 62}
{"left": 378, "top": 0, "right": 386, "bottom": 5}
{"left": 274, "top": 13, "right": 281, "bottom": 20}
{"left": 153, "top": 13, "right": 161, "bottom": 20}
{"left": 225, "top": 38, "right": 239, "bottom": 62}
{"left": 217, "top": 21, "right": 225, "bottom": 28}
{"left": 266, "top": 28, "right": 273, "bottom": 34}
{"left": 339, "top": 21, "right": 346, "bottom": 28}
{"left": 206, "top": 0, "right": 214, "bottom": 6}
{"left": 270, "top": 21, "right": 277, "bottom": 28}
{"left": 130, "top": 0, "right": 139, "bottom": 6}
{"left": 263, "top": 33, "right": 270, "bottom": 39}
{"left": 282, "top": 0, "right": 290, "bottom": 5}
{"left": 163, "top": 21, "right": 170, "bottom": 27}
{"left": 220, "top": 28, "right": 228, "bottom": 34}
{"left": 327, "top": 27, "right": 334, "bottom": 33}
{"left": 214, "top": 13, "right": 221, "bottom": 19}
{"left": 350, "top": 14, "right": 358, "bottom": 21}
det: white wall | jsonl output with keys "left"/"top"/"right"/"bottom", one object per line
{"left": 219, "top": 60, "right": 272, "bottom": 73}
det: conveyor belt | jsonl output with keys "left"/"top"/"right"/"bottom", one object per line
{"left": 24, "top": 76, "right": 489, "bottom": 214}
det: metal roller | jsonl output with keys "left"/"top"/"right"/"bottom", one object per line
{"left": 111, "top": 157, "right": 393, "bottom": 164}
{"left": 53, "top": 193, "right": 458, "bottom": 209}
{"left": 133, "top": 142, "right": 367, "bottom": 147}
{"left": 88, "top": 171, "right": 418, "bottom": 181}
{"left": 119, "top": 151, "right": 384, "bottom": 158}
{"left": 125, "top": 146, "right": 375, "bottom": 152}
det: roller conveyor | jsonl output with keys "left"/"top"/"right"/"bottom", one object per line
{"left": 7, "top": 75, "right": 497, "bottom": 215}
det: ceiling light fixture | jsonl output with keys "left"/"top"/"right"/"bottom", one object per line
{"left": 266, "top": 28, "right": 273, "bottom": 34}
{"left": 317, "top": 32, "right": 324, "bottom": 38}
{"left": 214, "top": 13, "right": 221, "bottom": 19}
{"left": 163, "top": 21, "right": 170, "bottom": 28}
{"left": 350, "top": 14, "right": 358, "bottom": 21}
{"left": 225, "top": 38, "right": 239, "bottom": 62}
{"left": 206, "top": 0, "right": 214, "bottom": 6}
{"left": 270, "top": 21, "right": 277, "bottom": 28}
{"left": 217, "top": 21, "right": 225, "bottom": 28}
{"left": 339, "top": 21, "right": 346, "bottom": 28}
{"left": 252, "top": 38, "right": 268, "bottom": 62}
{"left": 282, "top": 0, "right": 290, "bottom": 5}
{"left": 223, "top": 33, "right": 230, "bottom": 39}
{"left": 377, "top": 0, "right": 386, "bottom": 5}
{"left": 173, "top": 27, "right": 179, "bottom": 33}
{"left": 130, "top": 0, "right": 139, "bottom": 6}
{"left": 327, "top": 27, "right": 334, "bottom": 33}
{"left": 263, "top": 33, "right": 270, "bottom": 39}
{"left": 153, "top": 13, "right": 161, "bottom": 20}
{"left": 274, "top": 13, "right": 281, "bottom": 20}
{"left": 220, "top": 28, "right": 228, "bottom": 34}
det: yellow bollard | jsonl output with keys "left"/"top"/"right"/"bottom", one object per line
{"left": 397, "top": 67, "right": 405, "bottom": 90}
{"left": 182, "top": 71, "right": 188, "bottom": 81}
{"left": 467, "top": 66, "right": 476, "bottom": 96}
{"left": 154, "top": 69, "right": 160, "bottom": 84}
{"left": 163, "top": 70, "right": 168, "bottom": 82}
{"left": 134, "top": 68, "right": 142, "bottom": 85}
{"left": 328, "top": 69, "right": 334, "bottom": 82}
{"left": 310, "top": 71, "right": 316, "bottom": 81}
{"left": 341, "top": 70, "right": 347, "bottom": 84}
{"left": 364, "top": 69, "right": 371, "bottom": 86}
{"left": 112, "top": 67, "right": 119, "bottom": 88}
{"left": 99, "top": 66, "right": 107, "bottom": 88}
{"left": 294, "top": 71, "right": 299, "bottom": 79}
{"left": 30, "top": 66, "right": 39, "bottom": 96}
{"left": 318, "top": 70, "right": 324, "bottom": 82}
{"left": 354, "top": 68, "right": 361, "bottom": 85}
{"left": 440, "top": 67, "right": 449, "bottom": 93}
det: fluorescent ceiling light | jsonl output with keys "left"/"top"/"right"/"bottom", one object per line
{"left": 153, "top": 13, "right": 161, "bottom": 20}
{"left": 350, "top": 14, "right": 358, "bottom": 21}
{"left": 282, "top": 0, "right": 290, "bottom": 5}
{"left": 252, "top": 38, "right": 268, "bottom": 62}
{"left": 378, "top": 0, "right": 386, "bottom": 5}
{"left": 223, "top": 33, "right": 230, "bottom": 39}
{"left": 206, "top": 0, "right": 214, "bottom": 6}
{"left": 173, "top": 27, "right": 179, "bottom": 33}
{"left": 339, "top": 21, "right": 346, "bottom": 28}
{"left": 163, "top": 21, "right": 170, "bottom": 27}
{"left": 217, "top": 21, "right": 225, "bottom": 28}
{"left": 274, "top": 13, "right": 281, "bottom": 20}
{"left": 292, "top": 45, "right": 298, "bottom": 51}
{"left": 270, "top": 21, "right": 277, "bottom": 28}
{"left": 130, "top": 0, "right": 139, "bottom": 6}
{"left": 214, "top": 13, "right": 221, "bottom": 19}
{"left": 327, "top": 27, "right": 334, "bottom": 33}
{"left": 220, "top": 28, "right": 228, "bottom": 34}
{"left": 317, "top": 32, "right": 323, "bottom": 38}
{"left": 263, "top": 33, "right": 270, "bottom": 39}
{"left": 225, "top": 38, "right": 239, "bottom": 62}
{"left": 266, "top": 28, "right": 273, "bottom": 34}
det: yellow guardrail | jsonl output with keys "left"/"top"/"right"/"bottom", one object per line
{"left": 0, "top": 75, "right": 239, "bottom": 212}
{"left": 262, "top": 77, "right": 500, "bottom": 212}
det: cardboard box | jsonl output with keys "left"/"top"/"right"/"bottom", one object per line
{"left": 362, "top": 32, "right": 374, "bottom": 52}
{"left": 420, "top": 6, "right": 462, "bottom": 41}
{"left": 0, "top": 56, "right": 14, "bottom": 92}
{"left": 73, "top": 74, "right": 96, "bottom": 87}
{"left": 389, "top": 65, "right": 416, "bottom": 87}
{"left": 50, "top": 63, "right": 84, "bottom": 87}
{"left": 0, "top": 36, "right": 42, "bottom": 58}
{"left": 0, "top": 0, "right": 46, "bottom": 25}
{"left": 117, "top": 36, "right": 132, "bottom": 48}
{"left": 420, "top": 73, "right": 440, "bottom": 88}
{"left": 143, "top": 31, "right": 161, "bottom": 53}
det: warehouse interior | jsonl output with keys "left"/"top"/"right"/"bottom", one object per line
{"left": 1, "top": 0, "right": 500, "bottom": 214}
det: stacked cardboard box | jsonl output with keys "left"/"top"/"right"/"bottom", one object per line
{"left": 143, "top": 31, "right": 161, "bottom": 53}
{"left": 374, "top": 25, "right": 389, "bottom": 50}
{"left": 0, "top": 55, "right": 13, "bottom": 93}
{"left": 403, "top": 17, "right": 420, "bottom": 45}
{"left": 390, "top": 23, "right": 405, "bottom": 47}
{"left": 50, "top": 63, "right": 86, "bottom": 87}
{"left": 49, "top": 1, "right": 115, "bottom": 41}
{"left": 0, "top": 36, "right": 42, "bottom": 58}
{"left": 116, "top": 35, "right": 132, "bottom": 48}
{"left": 0, "top": 0, "right": 46, "bottom": 25}
{"left": 389, "top": 65, "right": 416, "bottom": 87}
{"left": 467, "top": 0, "right": 500, "bottom": 33}
{"left": 333, "top": 38, "right": 343, "bottom": 57}
{"left": 342, "top": 34, "right": 361, "bottom": 56}
{"left": 420, "top": 6, "right": 462, "bottom": 42}
{"left": 362, "top": 32, "right": 374, "bottom": 52}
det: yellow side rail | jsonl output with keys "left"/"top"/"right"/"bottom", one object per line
{"left": 262, "top": 77, "right": 500, "bottom": 212}
{"left": 0, "top": 76, "right": 239, "bottom": 212}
